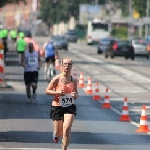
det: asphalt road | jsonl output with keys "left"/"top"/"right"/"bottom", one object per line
{"left": 0, "top": 37, "right": 150, "bottom": 150}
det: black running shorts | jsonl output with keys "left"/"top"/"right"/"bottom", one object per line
{"left": 50, "top": 104, "right": 77, "bottom": 121}
{"left": 45, "top": 56, "right": 55, "bottom": 63}
{"left": 24, "top": 71, "right": 38, "bottom": 85}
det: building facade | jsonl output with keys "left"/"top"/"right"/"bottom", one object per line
{"left": 0, "top": 0, "right": 39, "bottom": 29}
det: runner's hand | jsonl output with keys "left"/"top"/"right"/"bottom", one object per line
{"left": 71, "top": 90, "right": 78, "bottom": 99}
{"left": 59, "top": 89, "right": 65, "bottom": 96}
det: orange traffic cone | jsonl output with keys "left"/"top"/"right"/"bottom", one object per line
{"left": 101, "top": 88, "right": 111, "bottom": 108}
{"left": 135, "top": 105, "right": 150, "bottom": 133}
{"left": 93, "top": 82, "right": 101, "bottom": 100}
{"left": 119, "top": 97, "right": 131, "bottom": 121}
{"left": 72, "top": 68, "right": 78, "bottom": 80}
{"left": 55, "top": 59, "right": 60, "bottom": 70}
{"left": 86, "top": 77, "right": 93, "bottom": 94}
{"left": 78, "top": 72, "right": 84, "bottom": 88}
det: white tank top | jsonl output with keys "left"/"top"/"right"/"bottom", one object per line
{"left": 24, "top": 50, "right": 38, "bottom": 72}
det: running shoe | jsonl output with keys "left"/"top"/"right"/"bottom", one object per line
{"left": 53, "top": 132, "right": 59, "bottom": 143}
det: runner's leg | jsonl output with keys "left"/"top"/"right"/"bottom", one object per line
{"left": 44, "top": 58, "right": 49, "bottom": 79}
{"left": 31, "top": 82, "right": 37, "bottom": 99}
{"left": 26, "top": 84, "right": 31, "bottom": 98}
{"left": 62, "top": 114, "right": 75, "bottom": 150}
{"left": 44, "top": 62, "right": 49, "bottom": 79}
{"left": 31, "top": 71, "right": 38, "bottom": 99}
{"left": 26, "top": 84, "right": 32, "bottom": 103}
{"left": 52, "top": 61, "right": 56, "bottom": 75}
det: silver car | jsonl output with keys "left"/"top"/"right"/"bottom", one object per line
{"left": 131, "top": 39, "right": 149, "bottom": 58}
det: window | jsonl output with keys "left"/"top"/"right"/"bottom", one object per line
{"left": 92, "top": 22, "right": 108, "bottom": 31}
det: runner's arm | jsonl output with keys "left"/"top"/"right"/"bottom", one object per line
{"left": 46, "top": 76, "right": 61, "bottom": 96}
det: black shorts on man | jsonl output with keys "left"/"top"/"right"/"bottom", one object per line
{"left": 24, "top": 71, "right": 38, "bottom": 85}
{"left": 45, "top": 56, "right": 55, "bottom": 63}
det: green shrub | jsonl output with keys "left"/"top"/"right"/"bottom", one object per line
{"left": 111, "top": 27, "right": 128, "bottom": 40}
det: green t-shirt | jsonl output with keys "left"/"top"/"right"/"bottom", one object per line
{"left": 19, "top": 32, "right": 25, "bottom": 38}
{"left": 16, "top": 38, "right": 27, "bottom": 52}
{"left": 10, "top": 30, "right": 17, "bottom": 38}
{"left": 3, "top": 29, "right": 8, "bottom": 38}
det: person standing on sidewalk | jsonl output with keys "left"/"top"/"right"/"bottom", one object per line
{"left": 16, "top": 34, "right": 27, "bottom": 64}
{"left": 21, "top": 42, "right": 41, "bottom": 103}
{"left": 46, "top": 58, "right": 78, "bottom": 150}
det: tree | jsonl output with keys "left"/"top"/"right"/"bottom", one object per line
{"left": 133, "top": 0, "right": 147, "bottom": 17}
{"left": 40, "top": 0, "right": 94, "bottom": 27}
{"left": 0, "top": 0, "right": 26, "bottom": 8}
{"left": 39, "top": 0, "right": 148, "bottom": 27}
{"left": 110, "top": 0, "right": 147, "bottom": 17}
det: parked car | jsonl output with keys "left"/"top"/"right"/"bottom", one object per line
{"left": 51, "top": 35, "right": 68, "bottom": 50}
{"left": 64, "top": 30, "right": 77, "bottom": 43}
{"left": 105, "top": 40, "right": 134, "bottom": 60}
{"left": 131, "top": 38, "right": 150, "bottom": 59}
{"left": 97, "top": 37, "right": 119, "bottom": 54}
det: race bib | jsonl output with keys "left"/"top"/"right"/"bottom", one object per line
{"left": 28, "top": 57, "right": 37, "bottom": 65}
{"left": 59, "top": 93, "right": 74, "bottom": 107}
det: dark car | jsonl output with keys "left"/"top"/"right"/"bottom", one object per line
{"left": 97, "top": 37, "right": 119, "bottom": 54}
{"left": 64, "top": 30, "right": 77, "bottom": 43}
{"left": 51, "top": 35, "right": 68, "bottom": 50}
{"left": 105, "top": 40, "right": 134, "bottom": 60}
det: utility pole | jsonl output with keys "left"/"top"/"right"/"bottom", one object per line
{"left": 145, "top": 0, "right": 149, "bottom": 39}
